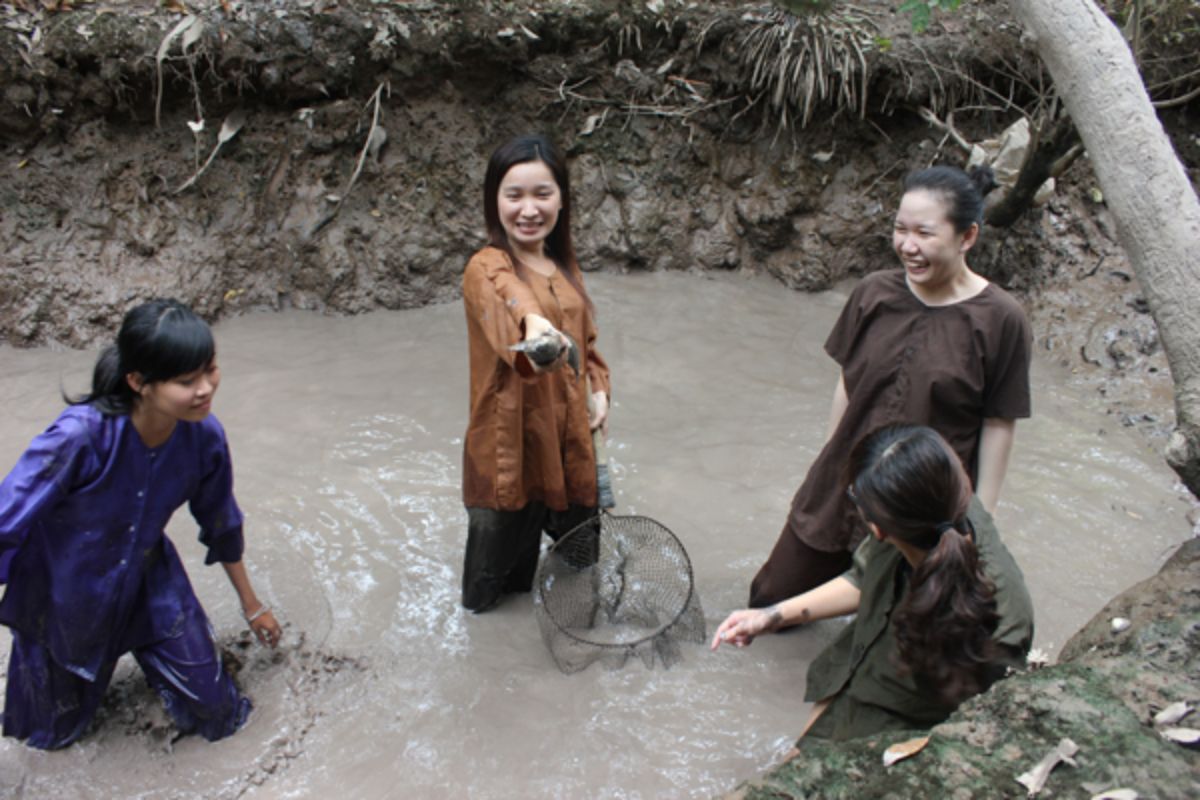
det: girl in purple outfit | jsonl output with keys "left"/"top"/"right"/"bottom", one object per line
{"left": 0, "top": 299, "right": 281, "bottom": 750}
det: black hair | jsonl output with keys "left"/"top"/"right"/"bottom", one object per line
{"left": 481, "top": 133, "right": 592, "bottom": 311}
{"left": 68, "top": 299, "right": 215, "bottom": 415}
{"left": 846, "top": 424, "right": 1000, "bottom": 707}
{"left": 902, "top": 164, "right": 997, "bottom": 235}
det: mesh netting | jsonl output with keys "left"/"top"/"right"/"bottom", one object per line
{"left": 534, "top": 513, "right": 706, "bottom": 674}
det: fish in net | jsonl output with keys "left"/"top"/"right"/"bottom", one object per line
{"left": 534, "top": 512, "right": 706, "bottom": 674}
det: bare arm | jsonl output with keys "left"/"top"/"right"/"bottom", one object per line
{"left": 826, "top": 374, "right": 849, "bottom": 442}
{"left": 222, "top": 560, "right": 282, "bottom": 647}
{"left": 976, "top": 417, "right": 1017, "bottom": 513}
{"left": 711, "top": 576, "right": 862, "bottom": 650}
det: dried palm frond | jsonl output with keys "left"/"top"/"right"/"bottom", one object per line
{"left": 734, "top": 5, "right": 878, "bottom": 131}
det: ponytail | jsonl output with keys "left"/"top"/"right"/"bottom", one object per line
{"left": 892, "top": 520, "right": 1000, "bottom": 706}
{"left": 66, "top": 299, "right": 214, "bottom": 416}
{"left": 846, "top": 423, "right": 1002, "bottom": 706}
{"left": 66, "top": 343, "right": 135, "bottom": 414}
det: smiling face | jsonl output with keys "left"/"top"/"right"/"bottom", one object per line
{"left": 133, "top": 359, "right": 221, "bottom": 426}
{"left": 892, "top": 189, "right": 978, "bottom": 290}
{"left": 496, "top": 160, "right": 563, "bottom": 256}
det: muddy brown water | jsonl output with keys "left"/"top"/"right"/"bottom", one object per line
{"left": 0, "top": 272, "right": 1193, "bottom": 799}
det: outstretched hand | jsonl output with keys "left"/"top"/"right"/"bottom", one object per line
{"left": 521, "top": 313, "right": 571, "bottom": 374}
{"left": 710, "top": 607, "right": 780, "bottom": 651}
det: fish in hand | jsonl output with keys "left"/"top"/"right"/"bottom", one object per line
{"left": 510, "top": 331, "right": 580, "bottom": 378}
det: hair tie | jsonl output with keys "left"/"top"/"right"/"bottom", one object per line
{"left": 935, "top": 521, "right": 957, "bottom": 537}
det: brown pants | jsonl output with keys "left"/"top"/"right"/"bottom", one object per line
{"left": 748, "top": 523, "right": 852, "bottom": 608}
{"left": 462, "top": 503, "right": 597, "bottom": 613}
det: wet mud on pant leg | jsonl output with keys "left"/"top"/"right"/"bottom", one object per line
{"left": 463, "top": 504, "right": 545, "bottom": 611}
{"left": 132, "top": 606, "right": 251, "bottom": 742}
{"left": 2, "top": 632, "right": 119, "bottom": 750}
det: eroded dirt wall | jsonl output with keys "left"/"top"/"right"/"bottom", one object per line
{"left": 0, "top": 0, "right": 1189, "bottom": 445}
{"left": 0, "top": 0, "right": 1042, "bottom": 345}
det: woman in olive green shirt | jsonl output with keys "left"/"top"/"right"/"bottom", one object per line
{"left": 713, "top": 424, "right": 1033, "bottom": 743}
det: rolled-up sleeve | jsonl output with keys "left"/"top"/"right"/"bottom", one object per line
{"left": 189, "top": 420, "right": 245, "bottom": 565}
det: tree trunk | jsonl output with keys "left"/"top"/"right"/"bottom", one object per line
{"left": 1010, "top": 0, "right": 1200, "bottom": 498}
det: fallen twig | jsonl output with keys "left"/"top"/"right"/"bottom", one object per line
{"left": 917, "top": 106, "right": 972, "bottom": 153}
{"left": 174, "top": 110, "right": 245, "bottom": 194}
{"left": 308, "top": 82, "right": 389, "bottom": 238}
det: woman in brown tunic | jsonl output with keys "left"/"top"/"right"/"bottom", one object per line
{"left": 748, "top": 165, "right": 1032, "bottom": 607}
{"left": 460, "top": 134, "right": 611, "bottom": 612}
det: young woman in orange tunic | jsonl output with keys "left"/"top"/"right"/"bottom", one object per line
{"left": 459, "top": 134, "right": 611, "bottom": 613}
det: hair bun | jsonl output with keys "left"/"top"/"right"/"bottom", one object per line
{"left": 967, "top": 164, "right": 997, "bottom": 197}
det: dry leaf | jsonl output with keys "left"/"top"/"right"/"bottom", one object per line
{"left": 1091, "top": 791, "right": 1138, "bottom": 800}
{"left": 518, "top": 24, "right": 540, "bottom": 41}
{"left": 882, "top": 735, "right": 929, "bottom": 767}
{"left": 579, "top": 112, "right": 605, "bottom": 137}
{"left": 1159, "top": 727, "right": 1200, "bottom": 747}
{"left": 1016, "top": 738, "right": 1079, "bottom": 797}
{"left": 1153, "top": 701, "right": 1193, "bottom": 726}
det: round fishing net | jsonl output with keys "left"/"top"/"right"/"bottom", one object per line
{"left": 534, "top": 513, "right": 706, "bottom": 674}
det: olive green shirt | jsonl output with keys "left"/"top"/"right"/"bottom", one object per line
{"left": 802, "top": 497, "right": 1034, "bottom": 740}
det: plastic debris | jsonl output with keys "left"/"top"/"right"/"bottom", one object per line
{"left": 1016, "top": 738, "right": 1078, "bottom": 797}
{"left": 1090, "top": 790, "right": 1138, "bottom": 800}
{"left": 1110, "top": 617, "right": 1131, "bottom": 633}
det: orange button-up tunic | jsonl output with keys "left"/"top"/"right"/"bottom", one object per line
{"left": 461, "top": 247, "right": 611, "bottom": 512}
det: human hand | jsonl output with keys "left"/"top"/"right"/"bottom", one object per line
{"left": 523, "top": 313, "right": 556, "bottom": 342}
{"left": 710, "top": 607, "right": 780, "bottom": 650}
{"left": 246, "top": 605, "right": 282, "bottom": 648}
{"left": 589, "top": 391, "right": 609, "bottom": 434}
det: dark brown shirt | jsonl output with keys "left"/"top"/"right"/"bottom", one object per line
{"left": 789, "top": 269, "right": 1031, "bottom": 552}
{"left": 461, "top": 247, "right": 610, "bottom": 512}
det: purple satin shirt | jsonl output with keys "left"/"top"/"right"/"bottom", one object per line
{"left": 0, "top": 404, "right": 244, "bottom": 681}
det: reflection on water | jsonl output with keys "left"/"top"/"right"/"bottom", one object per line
{"left": 0, "top": 272, "right": 1193, "bottom": 798}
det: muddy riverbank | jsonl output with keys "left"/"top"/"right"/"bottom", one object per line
{"left": 1, "top": 0, "right": 1191, "bottom": 444}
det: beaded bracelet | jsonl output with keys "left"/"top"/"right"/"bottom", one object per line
{"left": 245, "top": 604, "right": 272, "bottom": 623}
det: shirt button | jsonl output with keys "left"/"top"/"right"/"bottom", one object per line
{"left": 137, "top": 491, "right": 145, "bottom": 498}
{"left": 120, "top": 559, "right": 127, "bottom": 565}
{"left": 128, "top": 524, "right": 135, "bottom": 532}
